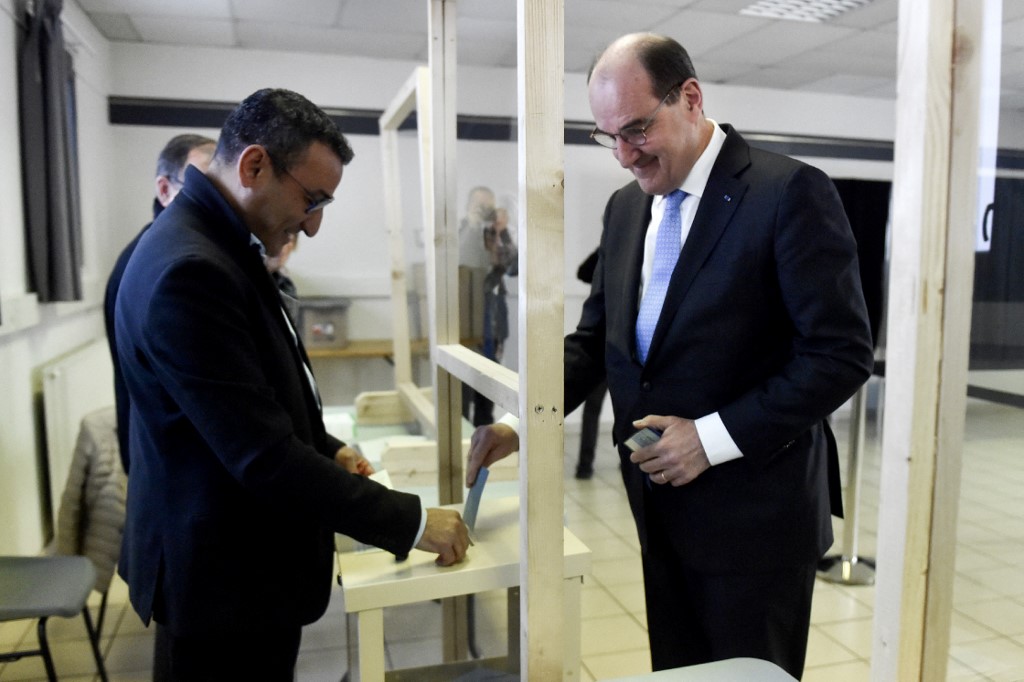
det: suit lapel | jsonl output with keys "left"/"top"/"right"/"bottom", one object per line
{"left": 621, "top": 193, "right": 653, "bottom": 357}
{"left": 248, "top": 248, "right": 325, "bottom": 420}
{"left": 645, "top": 127, "right": 750, "bottom": 362}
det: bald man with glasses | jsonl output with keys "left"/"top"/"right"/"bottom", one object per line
{"left": 468, "top": 33, "right": 873, "bottom": 678}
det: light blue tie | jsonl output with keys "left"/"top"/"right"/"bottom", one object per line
{"left": 636, "top": 189, "right": 686, "bottom": 364}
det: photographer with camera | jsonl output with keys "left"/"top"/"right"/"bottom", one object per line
{"left": 458, "top": 186, "right": 517, "bottom": 426}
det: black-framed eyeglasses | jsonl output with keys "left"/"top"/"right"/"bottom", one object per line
{"left": 590, "top": 83, "right": 684, "bottom": 150}
{"left": 280, "top": 167, "right": 334, "bottom": 214}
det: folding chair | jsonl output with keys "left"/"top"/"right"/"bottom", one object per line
{"left": 0, "top": 555, "right": 109, "bottom": 681}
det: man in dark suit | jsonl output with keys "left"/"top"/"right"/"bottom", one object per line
{"left": 105, "top": 133, "right": 216, "bottom": 474}
{"left": 116, "top": 89, "right": 469, "bottom": 681}
{"left": 467, "top": 34, "right": 873, "bottom": 678}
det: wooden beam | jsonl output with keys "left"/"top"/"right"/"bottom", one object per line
{"left": 379, "top": 68, "right": 427, "bottom": 388}
{"left": 516, "top": 0, "right": 567, "bottom": 678}
{"left": 871, "top": 0, "right": 985, "bottom": 679}
{"left": 436, "top": 344, "right": 520, "bottom": 418}
{"left": 428, "top": 0, "right": 468, "bottom": 664}
{"left": 398, "top": 380, "right": 436, "bottom": 433}
{"left": 354, "top": 390, "right": 414, "bottom": 425}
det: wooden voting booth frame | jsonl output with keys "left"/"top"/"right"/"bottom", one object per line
{"left": 365, "top": 2, "right": 995, "bottom": 680}
{"left": 871, "top": 1, "right": 994, "bottom": 680}
{"left": 364, "top": 0, "right": 571, "bottom": 678}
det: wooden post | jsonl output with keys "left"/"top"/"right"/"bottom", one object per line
{"left": 516, "top": 0, "right": 566, "bottom": 678}
{"left": 427, "top": 0, "right": 468, "bottom": 662}
{"left": 872, "top": 0, "right": 986, "bottom": 679}
{"left": 380, "top": 69, "right": 421, "bottom": 391}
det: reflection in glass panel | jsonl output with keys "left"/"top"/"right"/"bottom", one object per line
{"left": 954, "top": 1, "right": 1024, "bottom": 678}
{"left": 969, "top": 0, "right": 1024, "bottom": 398}
{"left": 456, "top": 4, "right": 520, "bottom": 429}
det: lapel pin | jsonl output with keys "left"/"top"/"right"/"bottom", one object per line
{"left": 724, "top": 194, "right": 732, "bottom": 202}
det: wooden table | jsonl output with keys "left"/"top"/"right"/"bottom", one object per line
{"left": 605, "top": 657, "right": 797, "bottom": 681}
{"left": 336, "top": 496, "right": 591, "bottom": 681}
{"left": 307, "top": 337, "right": 481, "bottom": 361}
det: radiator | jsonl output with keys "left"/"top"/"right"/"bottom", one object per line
{"left": 41, "top": 339, "right": 115, "bottom": 524}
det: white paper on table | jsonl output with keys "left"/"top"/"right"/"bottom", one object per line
{"left": 369, "top": 469, "right": 393, "bottom": 489}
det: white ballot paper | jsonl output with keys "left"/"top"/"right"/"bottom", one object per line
{"left": 463, "top": 467, "right": 489, "bottom": 536}
{"left": 369, "top": 469, "right": 393, "bottom": 489}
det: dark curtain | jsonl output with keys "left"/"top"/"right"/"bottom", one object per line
{"left": 971, "top": 177, "right": 1024, "bottom": 368}
{"left": 18, "top": 0, "right": 82, "bottom": 302}
{"left": 832, "top": 178, "right": 892, "bottom": 351}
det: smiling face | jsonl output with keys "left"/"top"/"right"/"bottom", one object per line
{"left": 243, "top": 141, "right": 343, "bottom": 257}
{"left": 588, "top": 50, "right": 710, "bottom": 197}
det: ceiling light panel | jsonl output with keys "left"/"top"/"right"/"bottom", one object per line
{"left": 739, "top": 0, "right": 873, "bottom": 23}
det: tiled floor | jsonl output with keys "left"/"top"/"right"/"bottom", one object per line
{"left": 2, "top": 385, "right": 1023, "bottom": 681}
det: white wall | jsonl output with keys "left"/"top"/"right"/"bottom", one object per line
{"left": 104, "top": 44, "right": 901, "bottom": 397}
{"left": 23, "top": 5, "right": 1024, "bottom": 552}
{"left": 0, "top": 0, "right": 113, "bottom": 554}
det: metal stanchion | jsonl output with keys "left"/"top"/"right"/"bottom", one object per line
{"left": 817, "top": 383, "right": 876, "bottom": 585}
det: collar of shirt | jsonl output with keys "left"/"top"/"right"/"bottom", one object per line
{"left": 642, "top": 120, "right": 727, "bottom": 293}
{"left": 250, "top": 233, "right": 267, "bottom": 259}
{"left": 650, "top": 119, "right": 727, "bottom": 219}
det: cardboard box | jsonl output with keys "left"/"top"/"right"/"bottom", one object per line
{"left": 298, "top": 296, "right": 351, "bottom": 349}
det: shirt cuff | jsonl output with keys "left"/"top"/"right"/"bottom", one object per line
{"left": 497, "top": 412, "right": 520, "bottom": 432}
{"left": 695, "top": 412, "right": 743, "bottom": 465}
{"left": 410, "top": 504, "right": 428, "bottom": 551}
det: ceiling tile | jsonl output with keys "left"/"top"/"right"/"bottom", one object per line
{"left": 658, "top": 10, "right": 770, "bottom": 57}
{"left": 68, "top": 0, "right": 1019, "bottom": 106}
{"left": 566, "top": 24, "right": 631, "bottom": 56}
{"left": 1005, "top": 0, "right": 1024, "bottom": 22}
{"left": 686, "top": 0, "right": 764, "bottom": 13}
{"left": 457, "top": 0, "right": 517, "bottom": 22}
{"left": 132, "top": 16, "right": 236, "bottom": 48}
{"left": 86, "top": 12, "right": 141, "bottom": 41}
{"left": 77, "top": 0, "right": 231, "bottom": 19}
{"left": 697, "top": 61, "right": 762, "bottom": 83}
{"left": 235, "top": 21, "right": 425, "bottom": 61}
{"left": 698, "top": 19, "right": 858, "bottom": 66}
{"left": 338, "top": 0, "right": 425, "bottom": 34}
{"left": 230, "top": 0, "right": 342, "bottom": 24}
{"left": 454, "top": 17, "right": 517, "bottom": 69}
{"left": 828, "top": 0, "right": 899, "bottom": 29}
{"left": 1004, "top": 15, "right": 1024, "bottom": 49}
{"left": 565, "top": 0, "right": 680, "bottom": 30}
{"left": 796, "top": 73, "right": 894, "bottom": 95}
{"left": 727, "top": 64, "right": 837, "bottom": 90}
{"left": 824, "top": 28, "right": 897, "bottom": 60}
{"left": 854, "top": 80, "right": 897, "bottom": 99}
{"left": 1001, "top": 49, "right": 1024, "bottom": 83}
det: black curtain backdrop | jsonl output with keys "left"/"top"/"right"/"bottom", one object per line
{"left": 971, "top": 177, "right": 1024, "bottom": 368}
{"left": 18, "top": 0, "right": 82, "bottom": 302}
{"left": 832, "top": 178, "right": 892, "bottom": 352}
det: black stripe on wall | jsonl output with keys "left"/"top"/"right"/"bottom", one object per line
{"left": 108, "top": 96, "right": 1023, "bottom": 168}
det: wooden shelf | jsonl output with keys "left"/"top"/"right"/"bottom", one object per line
{"left": 306, "top": 338, "right": 428, "bottom": 360}
{"left": 307, "top": 337, "right": 481, "bottom": 361}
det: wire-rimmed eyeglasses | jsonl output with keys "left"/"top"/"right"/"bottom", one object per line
{"left": 279, "top": 167, "right": 334, "bottom": 214}
{"left": 590, "top": 83, "right": 684, "bottom": 150}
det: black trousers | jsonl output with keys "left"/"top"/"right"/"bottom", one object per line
{"left": 462, "top": 382, "right": 495, "bottom": 427}
{"left": 576, "top": 380, "right": 607, "bottom": 470}
{"left": 153, "top": 622, "right": 302, "bottom": 682}
{"left": 641, "top": 495, "right": 816, "bottom": 679}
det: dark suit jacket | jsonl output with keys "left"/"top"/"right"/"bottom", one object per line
{"left": 564, "top": 125, "right": 874, "bottom": 573}
{"left": 104, "top": 198, "right": 163, "bottom": 474}
{"left": 116, "top": 166, "right": 421, "bottom": 637}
